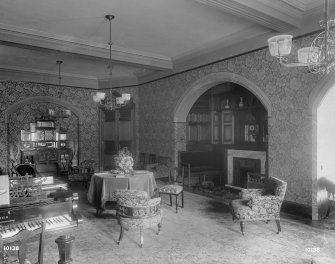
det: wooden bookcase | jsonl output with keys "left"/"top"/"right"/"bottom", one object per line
{"left": 20, "top": 118, "right": 73, "bottom": 176}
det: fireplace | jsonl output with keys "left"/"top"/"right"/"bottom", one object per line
{"left": 227, "top": 149, "right": 266, "bottom": 187}
{"left": 233, "top": 157, "right": 261, "bottom": 188}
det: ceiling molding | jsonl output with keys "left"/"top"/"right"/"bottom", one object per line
{"left": 0, "top": 65, "right": 98, "bottom": 80}
{"left": 0, "top": 23, "right": 172, "bottom": 70}
{"left": 0, "top": 66, "right": 99, "bottom": 88}
{"left": 194, "top": 0, "right": 303, "bottom": 32}
{"left": 303, "top": 0, "right": 335, "bottom": 18}
{"left": 0, "top": 65, "right": 140, "bottom": 88}
{"left": 98, "top": 76, "right": 139, "bottom": 88}
{"left": 280, "top": 0, "right": 307, "bottom": 11}
{"left": 138, "top": 30, "right": 274, "bottom": 85}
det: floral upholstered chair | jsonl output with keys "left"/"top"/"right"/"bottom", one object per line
{"left": 114, "top": 189, "right": 162, "bottom": 248}
{"left": 229, "top": 176, "right": 287, "bottom": 235}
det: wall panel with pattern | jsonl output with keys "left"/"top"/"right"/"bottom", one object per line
{"left": 138, "top": 35, "right": 320, "bottom": 206}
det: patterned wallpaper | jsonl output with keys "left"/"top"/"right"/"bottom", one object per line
{"left": 0, "top": 34, "right": 322, "bottom": 207}
{"left": 0, "top": 81, "right": 138, "bottom": 174}
{"left": 139, "top": 35, "right": 320, "bottom": 206}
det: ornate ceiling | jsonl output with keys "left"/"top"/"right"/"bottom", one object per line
{"left": 0, "top": 0, "right": 328, "bottom": 88}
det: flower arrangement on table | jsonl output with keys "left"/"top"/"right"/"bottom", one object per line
{"left": 114, "top": 147, "right": 134, "bottom": 174}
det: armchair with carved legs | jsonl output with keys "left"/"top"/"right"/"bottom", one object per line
{"left": 229, "top": 176, "right": 287, "bottom": 235}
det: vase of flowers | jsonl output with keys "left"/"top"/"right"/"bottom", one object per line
{"left": 114, "top": 147, "right": 134, "bottom": 175}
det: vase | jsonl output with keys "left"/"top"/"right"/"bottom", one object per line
{"left": 239, "top": 96, "right": 244, "bottom": 108}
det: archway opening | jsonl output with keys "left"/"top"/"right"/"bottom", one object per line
{"left": 316, "top": 86, "right": 335, "bottom": 219}
{"left": 5, "top": 96, "right": 81, "bottom": 177}
{"left": 175, "top": 78, "right": 269, "bottom": 192}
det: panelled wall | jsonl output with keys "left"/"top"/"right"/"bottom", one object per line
{"left": 138, "top": 35, "right": 320, "bottom": 207}
{"left": 185, "top": 83, "right": 268, "bottom": 151}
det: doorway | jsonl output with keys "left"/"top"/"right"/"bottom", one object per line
{"left": 316, "top": 87, "right": 335, "bottom": 219}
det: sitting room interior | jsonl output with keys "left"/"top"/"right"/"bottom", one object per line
{"left": 1, "top": 0, "right": 335, "bottom": 263}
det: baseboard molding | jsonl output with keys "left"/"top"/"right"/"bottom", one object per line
{"left": 281, "top": 200, "right": 312, "bottom": 219}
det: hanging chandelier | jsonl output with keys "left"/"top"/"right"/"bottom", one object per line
{"left": 57, "top": 60, "right": 63, "bottom": 85}
{"left": 267, "top": 0, "right": 335, "bottom": 75}
{"left": 93, "top": 14, "right": 131, "bottom": 110}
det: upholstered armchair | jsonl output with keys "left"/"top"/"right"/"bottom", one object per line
{"left": 229, "top": 176, "right": 287, "bottom": 235}
{"left": 114, "top": 189, "right": 162, "bottom": 248}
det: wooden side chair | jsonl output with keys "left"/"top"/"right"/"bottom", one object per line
{"left": 1, "top": 221, "right": 45, "bottom": 264}
{"left": 159, "top": 167, "right": 184, "bottom": 213}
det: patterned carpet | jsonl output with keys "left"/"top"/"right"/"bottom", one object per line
{"left": 26, "top": 181, "right": 334, "bottom": 264}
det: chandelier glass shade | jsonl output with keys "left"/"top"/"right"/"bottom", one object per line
{"left": 93, "top": 14, "right": 131, "bottom": 110}
{"left": 267, "top": 0, "right": 335, "bottom": 74}
{"left": 93, "top": 91, "right": 131, "bottom": 110}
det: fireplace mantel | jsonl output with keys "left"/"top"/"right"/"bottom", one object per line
{"left": 227, "top": 149, "right": 266, "bottom": 185}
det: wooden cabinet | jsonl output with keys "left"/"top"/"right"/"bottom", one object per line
{"left": 20, "top": 118, "right": 72, "bottom": 176}
{"left": 222, "top": 111, "right": 234, "bottom": 144}
{"left": 20, "top": 148, "right": 72, "bottom": 176}
{"left": 186, "top": 111, "right": 210, "bottom": 142}
{"left": 100, "top": 105, "right": 134, "bottom": 171}
{"left": 186, "top": 84, "right": 268, "bottom": 151}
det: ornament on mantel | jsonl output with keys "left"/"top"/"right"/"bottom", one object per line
{"left": 239, "top": 97, "right": 244, "bottom": 108}
{"left": 224, "top": 99, "right": 230, "bottom": 109}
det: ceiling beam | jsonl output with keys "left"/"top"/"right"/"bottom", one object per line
{"left": 194, "top": 0, "right": 304, "bottom": 32}
{"left": 0, "top": 24, "right": 172, "bottom": 71}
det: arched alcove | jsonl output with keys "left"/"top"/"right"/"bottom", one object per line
{"left": 4, "top": 96, "right": 83, "bottom": 175}
{"left": 174, "top": 72, "right": 272, "bottom": 123}
{"left": 173, "top": 72, "right": 271, "bottom": 183}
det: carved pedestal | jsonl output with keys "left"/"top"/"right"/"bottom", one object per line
{"left": 55, "top": 235, "right": 75, "bottom": 264}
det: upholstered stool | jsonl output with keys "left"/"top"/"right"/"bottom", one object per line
{"left": 114, "top": 189, "right": 162, "bottom": 248}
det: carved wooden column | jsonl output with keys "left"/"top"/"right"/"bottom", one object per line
{"left": 55, "top": 235, "right": 75, "bottom": 264}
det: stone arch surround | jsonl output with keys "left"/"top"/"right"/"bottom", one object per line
{"left": 4, "top": 95, "right": 83, "bottom": 174}
{"left": 4, "top": 96, "right": 83, "bottom": 124}
{"left": 173, "top": 72, "right": 272, "bottom": 123}
{"left": 172, "top": 71, "right": 272, "bottom": 182}
{"left": 173, "top": 72, "right": 271, "bottom": 165}
{"left": 309, "top": 74, "right": 335, "bottom": 220}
